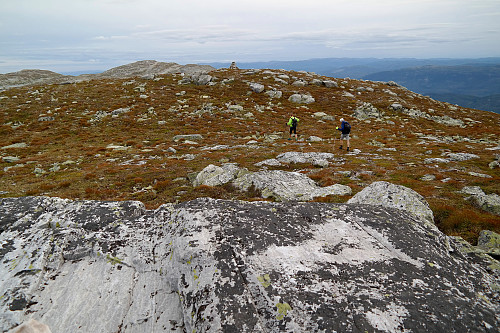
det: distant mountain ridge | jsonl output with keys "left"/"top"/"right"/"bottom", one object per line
{"left": 206, "top": 58, "right": 500, "bottom": 114}
{"left": 363, "top": 64, "right": 500, "bottom": 113}
{"left": 0, "top": 60, "right": 214, "bottom": 90}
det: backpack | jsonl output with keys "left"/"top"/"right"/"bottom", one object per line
{"left": 342, "top": 121, "right": 351, "bottom": 134}
{"left": 291, "top": 117, "right": 298, "bottom": 127}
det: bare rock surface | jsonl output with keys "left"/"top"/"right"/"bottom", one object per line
{"left": 232, "top": 170, "right": 351, "bottom": 201}
{"left": 0, "top": 196, "right": 498, "bottom": 332}
{"left": 347, "top": 181, "right": 435, "bottom": 228}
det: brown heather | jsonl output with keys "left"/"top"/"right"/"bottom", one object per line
{"left": 0, "top": 68, "right": 499, "bottom": 244}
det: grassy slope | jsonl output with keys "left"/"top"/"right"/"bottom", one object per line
{"left": 0, "top": 68, "right": 499, "bottom": 244}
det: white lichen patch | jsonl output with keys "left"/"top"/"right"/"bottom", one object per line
{"left": 249, "top": 218, "right": 420, "bottom": 275}
{"left": 365, "top": 302, "right": 409, "bottom": 332}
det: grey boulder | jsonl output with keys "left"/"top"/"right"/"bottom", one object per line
{"left": 477, "top": 230, "right": 500, "bottom": 257}
{"left": 348, "top": 181, "right": 435, "bottom": 228}
{"left": 233, "top": 170, "right": 351, "bottom": 201}
{"left": 193, "top": 163, "right": 248, "bottom": 187}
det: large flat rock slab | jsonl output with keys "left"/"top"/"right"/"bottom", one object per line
{"left": 0, "top": 196, "right": 498, "bottom": 332}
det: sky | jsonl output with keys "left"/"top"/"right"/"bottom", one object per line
{"left": 1, "top": 0, "right": 500, "bottom": 74}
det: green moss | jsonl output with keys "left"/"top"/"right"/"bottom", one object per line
{"left": 106, "top": 254, "right": 123, "bottom": 265}
{"left": 276, "top": 302, "right": 291, "bottom": 320}
{"left": 257, "top": 274, "right": 271, "bottom": 288}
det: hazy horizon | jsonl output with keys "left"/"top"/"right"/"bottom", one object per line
{"left": 1, "top": 0, "right": 499, "bottom": 74}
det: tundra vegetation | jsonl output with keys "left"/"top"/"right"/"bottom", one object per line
{"left": 0, "top": 67, "right": 499, "bottom": 244}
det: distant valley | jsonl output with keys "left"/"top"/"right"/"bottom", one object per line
{"left": 207, "top": 58, "right": 500, "bottom": 113}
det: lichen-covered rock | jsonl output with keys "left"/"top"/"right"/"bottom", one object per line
{"left": 0, "top": 196, "right": 498, "bottom": 332}
{"left": 248, "top": 82, "right": 265, "bottom": 93}
{"left": 193, "top": 163, "right": 248, "bottom": 187}
{"left": 288, "top": 93, "right": 315, "bottom": 104}
{"left": 445, "top": 152, "right": 480, "bottom": 161}
{"left": 353, "top": 102, "right": 383, "bottom": 120}
{"left": 477, "top": 230, "right": 500, "bottom": 257}
{"left": 347, "top": 181, "right": 435, "bottom": 228}
{"left": 172, "top": 134, "right": 204, "bottom": 142}
{"left": 232, "top": 170, "right": 351, "bottom": 201}
{"left": 470, "top": 193, "right": 500, "bottom": 216}
{"left": 276, "top": 152, "right": 335, "bottom": 165}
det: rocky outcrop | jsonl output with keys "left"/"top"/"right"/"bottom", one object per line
{"left": 193, "top": 163, "right": 248, "bottom": 187}
{"left": 348, "top": 181, "right": 435, "bottom": 228}
{"left": 0, "top": 61, "right": 215, "bottom": 90}
{"left": 477, "top": 230, "right": 500, "bottom": 257}
{"left": 462, "top": 186, "right": 500, "bottom": 216}
{"left": 1, "top": 196, "right": 498, "bottom": 332}
{"left": 389, "top": 103, "right": 465, "bottom": 127}
{"left": 233, "top": 170, "right": 352, "bottom": 201}
{"left": 0, "top": 70, "right": 71, "bottom": 91}
{"left": 194, "top": 156, "right": 348, "bottom": 201}
{"left": 353, "top": 102, "right": 384, "bottom": 120}
{"left": 98, "top": 60, "right": 214, "bottom": 78}
{"left": 288, "top": 93, "right": 315, "bottom": 104}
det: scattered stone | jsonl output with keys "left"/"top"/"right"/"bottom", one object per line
{"left": 255, "top": 159, "right": 282, "bottom": 167}
{"left": 38, "top": 116, "right": 55, "bottom": 122}
{"left": 111, "top": 107, "right": 131, "bottom": 116}
{"left": 249, "top": 82, "right": 265, "bottom": 93}
{"left": 424, "top": 158, "right": 450, "bottom": 164}
{"left": 2, "top": 156, "right": 20, "bottom": 163}
{"left": 106, "top": 144, "right": 129, "bottom": 151}
{"left": 324, "top": 80, "right": 338, "bottom": 88}
{"left": 264, "top": 90, "right": 282, "bottom": 98}
{"left": 173, "top": 134, "right": 203, "bottom": 142}
{"left": 461, "top": 186, "right": 485, "bottom": 196}
{"left": 445, "top": 153, "right": 480, "bottom": 161}
{"left": 1, "top": 143, "right": 28, "bottom": 150}
{"left": 307, "top": 136, "right": 323, "bottom": 142}
{"left": 33, "top": 167, "right": 46, "bottom": 176}
{"left": 288, "top": 94, "right": 315, "bottom": 104}
{"left": 276, "top": 152, "right": 335, "bottom": 166}
{"left": 227, "top": 105, "right": 244, "bottom": 112}
{"left": 469, "top": 193, "right": 500, "bottom": 216}
{"left": 468, "top": 172, "right": 492, "bottom": 178}
{"left": 420, "top": 174, "right": 436, "bottom": 181}
{"left": 201, "top": 145, "right": 229, "bottom": 151}
{"left": 312, "top": 112, "right": 335, "bottom": 122}
{"left": 193, "top": 163, "right": 248, "bottom": 187}
{"left": 312, "top": 112, "right": 328, "bottom": 118}
{"left": 292, "top": 80, "right": 307, "bottom": 87}
{"left": 191, "top": 74, "right": 213, "bottom": 85}
{"left": 310, "top": 79, "right": 324, "bottom": 86}
{"left": 353, "top": 102, "right": 383, "bottom": 120}
{"left": 49, "top": 163, "right": 60, "bottom": 173}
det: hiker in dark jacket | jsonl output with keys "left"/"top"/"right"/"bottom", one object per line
{"left": 287, "top": 115, "right": 299, "bottom": 141}
{"left": 336, "top": 118, "right": 351, "bottom": 151}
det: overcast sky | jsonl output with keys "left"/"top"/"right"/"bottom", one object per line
{"left": 1, "top": 0, "right": 499, "bottom": 73}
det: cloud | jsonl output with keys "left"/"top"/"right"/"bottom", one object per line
{"left": 1, "top": 0, "right": 499, "bottom": 73}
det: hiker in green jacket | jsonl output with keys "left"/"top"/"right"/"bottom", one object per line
{"left": 287, "top": 115, "right": 299, "bottom": 141}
